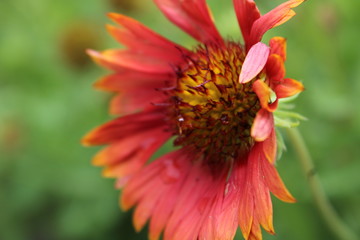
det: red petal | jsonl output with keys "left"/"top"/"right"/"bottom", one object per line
{"left": 94, "top": 72, "right": 174, "bottom": 92}
{"left": 93, "top": 129, "right": 169, "bottom": 178}
{"left": 121, "top": 150, "right": 191, "bottom": 212}
{"left": 102, "top": 158, "right": 147, "bottom": 179}
{"left": 154, "top": 0, "right": 223, "bottom": 44}
{"left": 133, "top": 187, "right": 164, "bottom": 232}
{"left": 82, "top": 107, "right": 166, "bottom": 146}
{"left": 147, "top": 151, "right": 193, "bottom": 240}
{"left": 233, "top": 0, "right": 260, "bottom": 49}
{"left": 107, "top": 13, "right": 189, "bottom": 60}
{"left": 132, "top": 152, "right": 191, "bottom": 232}
{"left": 121, "top": 159, "right": 165, "bottom": 210}
{"left": 249, "top": 146, "right": 274, "bottom": 234}
{"left": 87, "top": 49, "right": 174, "bottom": 74}
{"left": 211, "top": 189, "right": 239, "bottom": 240}
{"left": 251, "top": 109, "right": 274, "bottom": 142}
{"left": 107, "top": 25, "right": 186, "bottom": 64}
{"left": 239, "top": 42, "right": 270, "bottom": 84}
{"left": 270, "top": 37, "right": 287, "bottom": 61}
{"left": 95, "top": 72, "right": 173, "bottom": 115}
{"left": 109, "top": 91, "right": 165, "bottom": 115}
{"left": 149, "top": 186, "right": 181, "bottom": 240}
{"left": 237, "top": 161, "right": 254, "bottom": 239}
{"left": 252, "top": 80, "right": 278, "bottom": 112}
{"left": 238, "top": 187, "right": 254, "bottom": 239}
{"left": 248, "top": 218, "right": 262, "bottom": 240}
{"left": 275, "top": 78, "right": 304, "bottom": 98}
{"left": 262, "top": 129, "right": 277, "bottom": 164}
{"left": 249, "top": 0, "right": 304, "bottom": 46}
{"left": 199, "top": 163, "right": 238, "bottom": 240}
{"left": 260, "top": 155, "right": 296, "bottom": 203}
{"left": 163, "top": 161, "right": 225, "bottom": 240}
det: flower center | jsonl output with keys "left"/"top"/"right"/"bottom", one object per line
{"left": 170, "top": 42, "right": 261, "bottom": 162}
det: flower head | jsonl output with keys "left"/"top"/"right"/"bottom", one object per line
{"left": 83, "top": 0, "right": 305, "bottom": 239}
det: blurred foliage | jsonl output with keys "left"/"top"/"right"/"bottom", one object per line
{"left": 1, "top": 0, "right": 360, "bottom": 240}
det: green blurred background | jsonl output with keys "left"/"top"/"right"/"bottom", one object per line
{"left": 1, "top": 0, "right": 359, "bottom": 239}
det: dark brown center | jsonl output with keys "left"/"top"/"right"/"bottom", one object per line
{"left": 170, "top": 42, "right": 260, "bottom": 162}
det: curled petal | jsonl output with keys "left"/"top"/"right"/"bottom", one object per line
{"left": 251, "top": 109, "right": 274, "bottom": 142}
{"left": 249, "top": 0, "right": 305, "bottom": 46}
{"left": 239, "top": 42, "right": 270, "bottom": 84}
{"left": 270, "top": 37, "right": 287, "bottom": 61}
{"left": 275, "top": 78, "right": 304, "bottom": 98}
{"left": 253, "top": 80, "right": 278, "bottom": 112}
{"left": 266, "top": 54, "right": 286, "bottom": 83}
{"left": 154, "top": 0, "right": 223, "bottom": 44}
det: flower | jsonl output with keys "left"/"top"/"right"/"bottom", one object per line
{"left": 83, "top": 0, "right": 305, "bottom": 239}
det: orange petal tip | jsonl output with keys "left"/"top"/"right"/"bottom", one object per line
{"left": 282, "top": 195, "right": 296, "bottom": 203}
{"left": 107, "top": 12, "right": 122, "bottom": 21}
{"left": 148, "top": 234, "right": 159, "bottom": 240}
{"left": 107, "top": 12, "right": 133, "bottom": 26}
{"left": 81, "top": 134, "right": 93, "bottom": 146}
{"left": 92, "top": 76, "right": 114, "bottom": 91}
{"left": 105, "top": 23, "right": 116, "bottom": 32}
{"left": 133, "top": 222, "right": 142, "bottom": 233}
{"left": 290, "top": 0, "right": 305, "bottom": 8}
{"left": 81, "top": 127, "right": 101, "bottom": 146}
{"left": 102, "top": 168, "right": 116, "bottom": 178}
{"left": 92, "top": 78, "right": 105, "bottom": 89}
{"left": 92, "top": 151, "right": 106, "bottom": 166}
{"left": 282, "top": 189, "right": 297, "bottom": 203}
{"left": 252, "top": 80, "right": 277, "bottom": 112}
{"left": 120, "top": 196, "right": 132, "bottom": 211}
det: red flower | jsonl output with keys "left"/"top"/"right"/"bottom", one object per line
{"left": 83, "top": 0, "right": 305, "bottom": 239}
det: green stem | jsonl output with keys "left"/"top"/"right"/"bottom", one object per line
{"left": 286, "top": 127, "right": 357, "bottom": 240}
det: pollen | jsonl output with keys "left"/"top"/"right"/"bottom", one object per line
{"left": 169, "top": 42, "right": 261, "bottom": 162}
